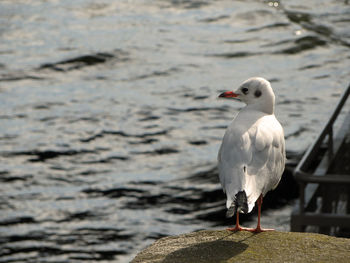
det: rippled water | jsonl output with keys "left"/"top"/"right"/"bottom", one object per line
{"left": 1, "top": 0, "right": 349, "bottom": 262}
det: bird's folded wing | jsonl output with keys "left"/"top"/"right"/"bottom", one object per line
{"left": 218, "top": 127, "right": 252, "bottom": 193}
{"left": 218, "top": 115, "right": 285, "bottom": 209}
{"left": 247, "top": 117, "right": 285, "bottom": 193}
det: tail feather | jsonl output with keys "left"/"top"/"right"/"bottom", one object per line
{"left": 226, "top": 190, "right": 248, "bottom": 218}
{"left": 226, "top": 206, "right": 235, "bottom": 218}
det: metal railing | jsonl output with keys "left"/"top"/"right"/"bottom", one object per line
{"left": 291, "top": 83, "right": 350, "bottom": 233}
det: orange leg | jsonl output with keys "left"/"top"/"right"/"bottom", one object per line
{"left": 227, "top": 209, "right": 254, "bottom": 232}
{"left": 227, "top": 194, "right": 274, "bottom": 233}
{"left": 251, "top": 194, "right": 274, "bottom": 233}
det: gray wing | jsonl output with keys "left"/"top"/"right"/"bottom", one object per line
{"left": 218, "top": 115, "right": 285, "bottom": 211}
{"left": 218, "top": 123, "right": 254, "bottom": 209}
{"left": 246, "top": 115, "right": 285, "bottom": 198}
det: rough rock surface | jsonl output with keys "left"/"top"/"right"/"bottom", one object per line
{"left": 132, "top": 230, "right": 350, "bottom": 263}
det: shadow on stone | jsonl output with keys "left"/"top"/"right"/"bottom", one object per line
{"left": 162, "top": 239, "right": 248, "bottom": 263}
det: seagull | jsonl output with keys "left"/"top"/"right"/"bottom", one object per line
{"left": 217, "top": 77, "right": 285, "bottom": 232}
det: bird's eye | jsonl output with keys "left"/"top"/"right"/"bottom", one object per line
{"left": 242, "top": 87, "right": 249, "bottom": 95}
{"left": 254, "top": 89, "right": 262, "bottom": 98}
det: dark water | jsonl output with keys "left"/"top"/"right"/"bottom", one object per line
{"left": 1, "top": 0, "right": 350, "bottom": 262}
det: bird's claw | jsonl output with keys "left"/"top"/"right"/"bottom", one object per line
{"left": 227, "top": 226, "right": 275, "bottom": 233}
{"left": 227, "top": 226, "right": 255, "bottom": 232}
{"left": 251, "top": 227, "right": 275, "bottom": 233}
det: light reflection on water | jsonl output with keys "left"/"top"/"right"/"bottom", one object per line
{"left": 0, "top": 0, "right": 349, "bottom": 262}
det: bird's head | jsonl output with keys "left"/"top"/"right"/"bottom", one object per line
{"left": 218, "top": 77, "right": 275, "bottom": 114}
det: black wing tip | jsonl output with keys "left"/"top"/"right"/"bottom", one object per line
{"left": 235, "top": 190, "right": 248, "bottom": 214}
{"left": 226, "top": 190, "right": 248, "bottom": 217}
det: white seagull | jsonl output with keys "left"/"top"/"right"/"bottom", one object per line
{"left": 217, "top": 77, "right": 285, "bottom": 232}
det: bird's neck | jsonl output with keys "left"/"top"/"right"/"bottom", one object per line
{"left": 246, "top": 97, "right": 275, "bottom": 115}
{"left": 245, "top": 100, "right": 274, "bottom": 115}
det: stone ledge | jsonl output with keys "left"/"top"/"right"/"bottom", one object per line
{"left": 132, "top": 230, "right": 350, "bottom": 263}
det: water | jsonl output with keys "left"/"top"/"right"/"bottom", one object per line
{"left": 0, "top": 0, "right": 349, "bottom": 262}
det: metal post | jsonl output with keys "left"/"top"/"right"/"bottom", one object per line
{"left": 299, "top": 182, "right": 305, "bottom": 214}
{"left": 328, "top": 127, "right": 333, "bottom": 162}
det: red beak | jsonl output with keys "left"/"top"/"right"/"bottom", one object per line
{"left": 218, "top": 91, "right": 239, "bottom": 98}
